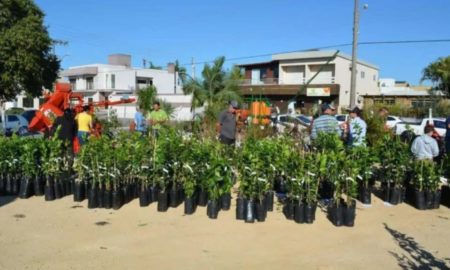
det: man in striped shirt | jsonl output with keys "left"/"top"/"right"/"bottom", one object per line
{"left": 311, "top": 103, "right": 341, "bottom": 140}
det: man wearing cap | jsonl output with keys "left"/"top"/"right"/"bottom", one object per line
{"left": 311, "top": 103, "right": 341, "bottom": 140}
{"left": 346, "top": 106, "right": 367, "bottom": 147}
{"left": 218, "top": 101, "right": 239, "bottom": 145}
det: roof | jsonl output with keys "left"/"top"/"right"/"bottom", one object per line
{"left": 272, "top": 50, "right": 379, "bottom": 70}
{"left": 237, "top": 60, "right": 277, "bottom": 67}
{"left": 367, "top": 88, "right": 444, "bottom": 97}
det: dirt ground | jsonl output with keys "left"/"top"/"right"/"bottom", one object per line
{"left": 1, "top": 193, "right": 450, "bottom": 270}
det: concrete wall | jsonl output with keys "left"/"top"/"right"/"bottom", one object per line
{"left": 334, "top": 57, "right": 379, "bottom": 108}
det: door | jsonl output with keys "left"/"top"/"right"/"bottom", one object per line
{"left": 251, "top": 69, "right": 261, "bottom": 85}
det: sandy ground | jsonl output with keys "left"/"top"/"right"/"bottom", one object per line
{"left": 1, "top": 193, "right": 450, "bottom": 270}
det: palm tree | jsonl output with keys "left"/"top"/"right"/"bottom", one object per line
{"left": 182, "top": 56, "right": 243, "bottom": 123}
{"left": 421, "top": 56, "right": 450, "bottom": 97}
{"left": 175, "top": 60, "right": 187, "bottom": 84}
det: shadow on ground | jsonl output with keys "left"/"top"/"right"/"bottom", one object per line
{"left": 0, "top": 196, "right": 17, "bottom": 207}
{"left": 384, "top": 223, "right": 450, "bottom": 270}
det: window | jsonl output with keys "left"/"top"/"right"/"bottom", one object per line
{"left": 434, "top": 121, "right": 446, "bottom": 129}
{"left": 69, "top": 78, "right": 76, "bottom": 90}
{"left": 374, "top": 98, "right": 395, "bottom": 105}
{"left": 373, "top": 75, "right": 376, "bottom": 81}
{"left": 88, "top": 97, "right": 93, "bottom": 104}
{"left": 361, "top": 71, "right": 365, "bottom": 79}
{"left": 111, "top": 74, "right": 116, "bottom": 89}
{"left": 260, "top": 68, "right": 267, "bottom": 79}
{"left": 7, "top": 115, "right": 18, "bottom": 122}
{"left": 23, "top": 97, "right": 34, "bottom": 108}
{"left": 411, "top": 100, "right": 432, "bottom": 108}
{"left": 273, "top": 66, "right": 279, "bottom": 78}
{"left": 86, "top": 77, "right": 93, "bottom": 90}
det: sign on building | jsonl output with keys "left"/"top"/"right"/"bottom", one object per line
{"left": 306, "top": 87, "right": 331, "bottom": 97}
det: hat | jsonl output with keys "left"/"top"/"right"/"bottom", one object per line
{"left": 230, "top": 100, "right": 239, "bottom": 109}
{"left": 347, "top": 106, "right": 361, "bottom": 114}
{"left": 321, "top": 103, "right": 335, "bottom": 112}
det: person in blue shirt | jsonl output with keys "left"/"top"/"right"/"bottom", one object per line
{"left": 346, "top": 106, "right": 367, "bottom": 147}
{"left": 311, "top": 103, "right": 341, "bottom": 140}
{"left": 134, "top": 106, "right": 146, "bottom": 135}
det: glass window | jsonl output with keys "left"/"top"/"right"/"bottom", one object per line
{"left": 373, "top": 74, "right": 376, "bottom": 81}
{"left": 434, "top": 120, "right": 446, "bottom": 129}
{"left": 23, "top": 97, "right": 34, "bottom": 108}
{"left": 7, "top": 115, "right": 18, "bottom": 122}
{"left": 111, "top": 74, "right": 116, "bottom": 89}
{"left": 86, "top": 77, "right": 94, "bottom": 90}
{"left": 69, "top": 78, "right": 76, "bottom": 90}
{"left": 361, "top": 71, "right": 365, "bottom": 79}
{"left": 260, "top": 68, "right": 267, "bottom": 79}
{"left": 273, "top": 66, "right": 279, "bottom": 79}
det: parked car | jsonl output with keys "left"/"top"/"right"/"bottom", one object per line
{"left": 0, "top": 114, "right": 29, "bottom": 136}
{"left": 395, "top": 117, "right": 446, "bottom": 138}
{"left": 386, "top": 115, "right": 402, "bottom": 129}
{"left": 21, "top": 109, "right": 38, "bottom": 123}
{"left": 337, "top": 114, "right": 401, "bottom": 129}
{"left": 335, "top": 114, "right": 348, "bottom": 126}
{"left": 273, "top": 114, "right": 310, "bottom": 133}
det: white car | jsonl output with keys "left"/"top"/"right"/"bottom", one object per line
{"left": 272, "top": 114, "right": 310, "bottom": 133}
{"left": 395, "top": 118, "right": 446, "bottom": 138}
{"left": 0, "top": 114, "right": 29, "bottom": 136}
{"left": 336, "top": 114, "right": 401, "bottom": 129}
{"left": 386, "top": 115, "right": 402, "bottom": 129}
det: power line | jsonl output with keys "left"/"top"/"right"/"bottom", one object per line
{"left": 183, "top": 38, "right": 450, "bottom": 66}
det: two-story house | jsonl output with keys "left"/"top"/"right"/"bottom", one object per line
{"left": 238, "top": 50, "right": 379, "bottom": 113}
{"left": 60, "top": 54, "right": 192, "bottom": 120}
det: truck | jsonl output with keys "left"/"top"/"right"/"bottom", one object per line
{"left": 395, "top": 117, "right": 447, "bottom": 138}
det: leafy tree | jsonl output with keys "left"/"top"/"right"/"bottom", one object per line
{"left": 137, "top": 85, "right": 174, "bottom": 118}
{"left": 421, "top": 56, "right": 450, "bottom": 97}
{"left": 0, "top": 0, "right": 60, "bottom": 101}
{"left": 137, "top": 85, "right": 157, "bottom": 114}
{"left": 182, "top": 56, "right": 243, "bottom": 124}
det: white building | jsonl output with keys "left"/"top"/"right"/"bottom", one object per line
{"left": 59, "top": 54, "right": 192, "bottom": 121}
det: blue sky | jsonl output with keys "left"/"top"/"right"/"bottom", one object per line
{"left": 36, "top": 0, "right": 450, "bottom": 85}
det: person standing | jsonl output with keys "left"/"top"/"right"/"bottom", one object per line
{"left": 148, "top": 101, "right": 168, "bottom": 137}
{"left": 311, "top": 103, "right": 341, "bottom": 140}
{"left": 75, "top": 105, "right": 93, "bottom": 145}
{"left": 346, "top": 106, "right": 367, "bottom": 147}
{"left": 51, "top": 108, "right": 77, "bottom": 155}
{"left": 218, "top": 100, "right": 239, "bottom": 145}
{"left": 446, "top": 115, "right": 450, "bottom": 155}
{"left": 134, "top": 106, "right": 146, "bottom": 135}
{"left": 411, "top": 125, "right": 439, "bottom": 160}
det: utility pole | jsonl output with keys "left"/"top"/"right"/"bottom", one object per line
{"left": 191, "top": 57, "right": 196, "bottom": 79}
{"left": 349, "top": 0, "right": 359, "bottom": 108}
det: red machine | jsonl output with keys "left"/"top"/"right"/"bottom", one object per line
{"left": 29, "top": 82, "right": 135, "bottom": 133}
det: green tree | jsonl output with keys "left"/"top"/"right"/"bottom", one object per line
{"left": 137, "top": 85, "right": 157, "bottom": 114}
{"left": 421, "top": 56, "right": 450, "bottom": 97}
{"left": 0, "top": 0, "right": 60, "bottom": 101}
{"left": 137, "top": 85, "right": 174, "bottom": 118}
{"left": 183, "top": 56, "right": 242, "bottom": 122}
